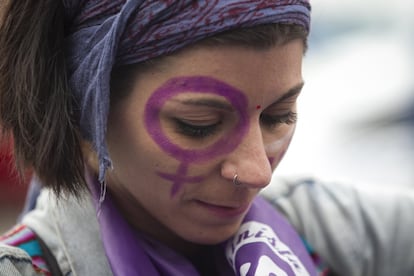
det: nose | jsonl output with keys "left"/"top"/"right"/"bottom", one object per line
{"left": 221, "top": 124, "right": 272, "bottom": 189}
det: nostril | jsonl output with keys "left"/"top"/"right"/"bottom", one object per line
{"left": 221, "top": 151, "right": 273, "bottom": 188}
{"left": 236, "top": 165, "right": 272, "bottom": 189}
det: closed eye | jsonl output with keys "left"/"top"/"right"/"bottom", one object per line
{"left": 174, "top": 119, "right": 222, "bottom": 139}
{"left": 260, "top": 111, "right": 297, "bottom": 129}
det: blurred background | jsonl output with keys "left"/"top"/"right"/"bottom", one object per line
{"left": 0, "top": 138, "right": 28, "bottom": 233}
{"left": 274, "top": 0, "right": 414, "bottom": 189}
{"left": 1, "top": 0, "right": 414, "bottom": 232}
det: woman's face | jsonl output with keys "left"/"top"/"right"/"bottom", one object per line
{"left": 106, "top": 39, "right": 304, "bottom": 248}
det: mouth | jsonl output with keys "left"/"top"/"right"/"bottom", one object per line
{"left": 195, "top": 200, "right": 251, "bottom": 219}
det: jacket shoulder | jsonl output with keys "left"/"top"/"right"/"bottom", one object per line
{"left": 1, "top": 224, "right": 51, "bottom": 275}
{"left": 0, "top": 244, "right": 46, "bottom": 275}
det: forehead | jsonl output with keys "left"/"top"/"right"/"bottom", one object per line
{"left": 128, "top": 40, "right": 304, "bottom": 105}
{"left": 165, "top": 40, "right": 303, "bottom": 73}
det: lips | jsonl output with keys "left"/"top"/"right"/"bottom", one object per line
{"left": 195, "top": 200, "right": 251, "bottom": 219}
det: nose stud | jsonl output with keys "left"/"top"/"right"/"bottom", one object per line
{"left": 233, "top": 174, "right": 241, "bottom": 186}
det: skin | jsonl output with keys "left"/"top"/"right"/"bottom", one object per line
{"left": 104, "top": 39, "right": 304, "bottom": 257}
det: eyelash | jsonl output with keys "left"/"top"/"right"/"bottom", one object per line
{"left": 174, "top": 119, "right": 221, "bottom": 138}
{"left": 174, "top": 111, "right": 297, "bottom": 139}
{"left": 260, "top": 111, "right": 298, "bottom": 128}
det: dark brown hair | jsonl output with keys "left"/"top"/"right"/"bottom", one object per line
{"left": 0, "top": 1, "right": 308, "bottom": 197}
{"left": 0, "top": 1, "right": 84, "bottom": 196}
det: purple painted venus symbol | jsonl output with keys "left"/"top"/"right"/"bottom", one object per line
{"left": 144, "top": 76, "right": 249, "bottom": 196}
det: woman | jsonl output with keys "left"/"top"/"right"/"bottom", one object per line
{"left": 0, "top": 1, "right": 319, "bottom": 275}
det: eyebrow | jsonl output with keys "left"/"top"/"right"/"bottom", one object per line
{"left": 171, "top": 98, "right": 234, "bottom": 111}
{"left": 171, "top": 81, "right": 304, "bottom": 109}
{"left": 277, "top": 82, "right": 305, "bottom": 103}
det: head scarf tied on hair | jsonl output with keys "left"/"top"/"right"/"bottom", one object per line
{"left": 62, "top": 0, "right": 311, "bottom": 183}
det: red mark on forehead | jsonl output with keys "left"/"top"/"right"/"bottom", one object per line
{"left": 256, "top": 105, "right": 261, "bottom": 110}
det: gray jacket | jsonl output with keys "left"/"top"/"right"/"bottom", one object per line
{"left": 1, "top": 190, "right": 112, "bottom": 275}
{"left": 265, "top": 177, "right": 414, "bottom": 276}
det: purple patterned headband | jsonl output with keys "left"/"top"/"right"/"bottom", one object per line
{"left": 62, "top": 0, "right": 311, "bottom": 182}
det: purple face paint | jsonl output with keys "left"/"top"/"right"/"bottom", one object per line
{"left": 144, "top": 76, "right": 249, "bottom": 196}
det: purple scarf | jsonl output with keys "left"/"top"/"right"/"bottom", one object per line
{"left": 87, "top": 172, "right": 317, "bottom": 275}
{"left": 62, "top": 0, "right": 311, "bottom": 183}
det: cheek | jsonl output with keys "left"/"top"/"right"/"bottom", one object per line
{"left": 266, "top": 126, "right": 296, "bottom": 169}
